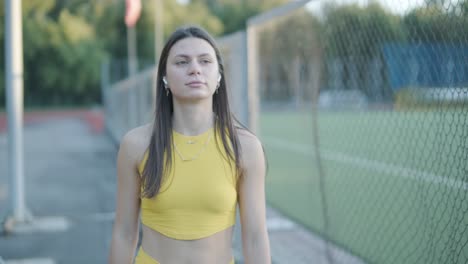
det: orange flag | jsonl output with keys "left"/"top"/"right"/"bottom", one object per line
{"left": 125, "top": 0, "right": 142, "bottom": 27}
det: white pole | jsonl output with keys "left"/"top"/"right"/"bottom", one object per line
{"left": 154, "top": 0, "right": 163, "bottom": 64}
{"left": 246, "top": 25, "right": 259, "bottom": 134}
{"left": 126, "top": 26, "right": 138, "bottom": 128}
{"left": 5, "top": 0, "right": 27, "bottom": 222}
{"left": 127, "top": 26, "right": 138, "bottom": 76}
{"left": 152, "top": 0, "right": 164, "bottom": 108}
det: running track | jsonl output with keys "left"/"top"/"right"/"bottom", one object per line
{"left": 0, "top": 109, "right": 104, "bottom": 134}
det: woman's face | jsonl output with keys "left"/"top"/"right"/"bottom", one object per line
{"left": 165, "top": 37, "right": 220, "bottom": 102}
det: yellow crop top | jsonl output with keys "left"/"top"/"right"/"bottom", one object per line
{"left": 137, "top": 127, "right": 238, "bottom": 240}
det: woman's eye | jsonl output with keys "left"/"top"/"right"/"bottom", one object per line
{"left": 176, "top": 61, "right": 187, "bottom": 65}
{"left": 201, "top": 59, "right": 211, "bottom": 64}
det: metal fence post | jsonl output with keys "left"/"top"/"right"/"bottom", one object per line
{"left": 5, "top": 0, "right": 29, "bottom": 224}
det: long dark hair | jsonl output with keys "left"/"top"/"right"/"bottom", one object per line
{"left": 141, "top": 25, "right": 243, "bottom": 198}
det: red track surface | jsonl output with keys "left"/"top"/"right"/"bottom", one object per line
{"left": 0, "top": 109, "right": 104, "bottom": 134}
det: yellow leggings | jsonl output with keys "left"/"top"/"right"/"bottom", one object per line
{"left": 134, "top": 247, "right": 235, "bottom": 264}
{"left": 134, "top": 247, "right": 160, "bottom": 264}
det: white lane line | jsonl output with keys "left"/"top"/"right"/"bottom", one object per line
{"left": 267, "top": 217, "right": 297, "bottom": 231}
{"left": 7, "top": 217, "right": 70, "bottom": 234}
{"left": 87, "top": 212, "right": 115, "bottom": 222}
{"left": 3, "top": 258, "right": 55, "bottom": 264}
{"left": 264, "top": 137, "right": 468, "bottom": 191}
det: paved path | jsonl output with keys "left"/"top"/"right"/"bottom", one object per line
{"left": 0, "top": 110, "right": 115, "bottom": 264}
{"left": 0, "top": 109, "right": 364, "bottom": 264}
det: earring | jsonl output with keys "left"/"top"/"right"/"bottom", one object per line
{"left": 163, "top": 76, "right": 170, "bottom": 96}
{"left": 216, "top": 75, "right": 221, "bottom": 89}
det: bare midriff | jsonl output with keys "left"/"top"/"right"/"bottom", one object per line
{"left": 140, "top": 224, "right": 235, "bottom": 264}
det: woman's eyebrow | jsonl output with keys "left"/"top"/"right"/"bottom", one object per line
{"left": 174, "top": 53, "right": 213, "bottom": 58}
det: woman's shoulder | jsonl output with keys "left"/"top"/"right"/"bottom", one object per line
{"left": 235, "top": 127, "right": 264, "bottom": 163}
{"left": 235, "top": 127, "right": 261, "bottom": 145}
{"left": 119, "top": 123, "right": 153, "bottom": 165}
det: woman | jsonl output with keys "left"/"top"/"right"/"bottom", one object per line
{"left": 108, "top": 25, "right": 271, "bottom": 264}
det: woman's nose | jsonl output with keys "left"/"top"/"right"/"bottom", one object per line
{"left": 188, "top": 61, "right": 201, "bottom": 75}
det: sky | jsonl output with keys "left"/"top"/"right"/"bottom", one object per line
{"left": 176, "top": 0, "right": 428, "bottom": 14}
{"left": 176, "top": 0, "right": 190, "bottom": 5}
{"left": 305, "top": 0, "right": 428, "bottom": 16}
{"left": 176, "top": 0, "right": 459, "bottom": 16}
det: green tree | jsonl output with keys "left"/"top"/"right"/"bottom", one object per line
{"left": 193, "top": 0, "right": 289, "bottom": 34}
{"left": 403, "top": 4, "right": 468, "bottom": 43}
{"left": 461, "top": 0, "right": 468, "bottom": 15}
{"left": 0, "top": 4, "right": 4, "bottom": 108}
{"left": 320, "top": 3, "right": 404, "bottom": 99}
{"left": 323, "top": 3, "right": 403, "bottom": 59}
{"left": 258, "top": 10, "right": 323, "bottom": 102}
{"left": 96, "top": 0, "right": 225, "bottom": 82}
{"left": 140, "top": 0, "right": 224, "bottom": 60}
{"left": 22, "top": 0, "right": 106, "bottom": 106}
{"left": 1, "top": 0, "right": 227, "bottom": 107}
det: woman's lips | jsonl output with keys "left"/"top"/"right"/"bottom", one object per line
{"left": 186, "top": 81, "right": 205, "bottom": 88}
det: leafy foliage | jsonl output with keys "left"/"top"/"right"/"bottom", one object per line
{"left": 0, "top": 0, "right": 466, "bottom": 107}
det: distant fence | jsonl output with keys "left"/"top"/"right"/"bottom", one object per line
{"left": 101, "top": 66, "right": 155, "bottom": 142}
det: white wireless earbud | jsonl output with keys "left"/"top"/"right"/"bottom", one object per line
{"left": 217, "top": 75, "right": 222, "bottom": 82}
{"left": 162, "top": 77, "right": 168, "bottom": 86}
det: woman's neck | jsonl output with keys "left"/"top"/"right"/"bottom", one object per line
{"left": 172, "top": 102, "right": 214, "bottom": 136}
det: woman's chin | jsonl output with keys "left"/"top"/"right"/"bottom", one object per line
{"left": 173, "top": 93, "right": 213, "bottom": 102}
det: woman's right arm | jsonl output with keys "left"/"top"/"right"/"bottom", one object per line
{"left": 108, "top": 132, "right": 142, "bottom": 264}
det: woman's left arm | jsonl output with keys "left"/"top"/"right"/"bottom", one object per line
{"left": 238, "top": 132, "right": 271, "bottom": 264}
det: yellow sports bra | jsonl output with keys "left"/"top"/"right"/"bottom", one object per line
{"left": 137, "top": 127, "right": 238, "bottom": 240}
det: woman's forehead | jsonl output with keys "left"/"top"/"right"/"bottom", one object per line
{"left": 169, "top": 37, "right": 216, "bottom": 58}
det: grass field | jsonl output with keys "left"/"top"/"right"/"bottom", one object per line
{"left": 260, "top": 109, "right": 468, "bottom": 264}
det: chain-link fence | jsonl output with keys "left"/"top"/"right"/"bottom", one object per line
{"left": 252, "top": 0, "right": 467, "bottom": 263}
{"left": 102, "top": 66, "right": 155, "bottom": 142}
